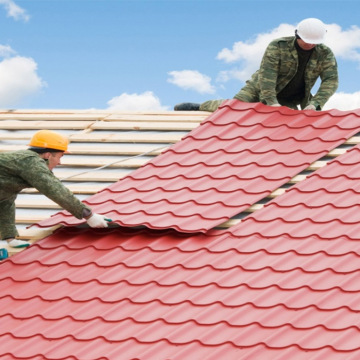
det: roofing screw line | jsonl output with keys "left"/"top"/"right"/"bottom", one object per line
{"left": 59, "top": 145, "right": 171, "bottom": 182}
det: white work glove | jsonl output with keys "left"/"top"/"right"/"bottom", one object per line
{"left": 304, "top": 104, "right": 316, "bottom": 110}
{"left": 270, "top": 103, "right": 281, "bottom": 107}
{"left": 86, "top": 213, "right": 111, "bottom": 228}
{"left": 7, "top": 239, "right": 31, "bottom": 248}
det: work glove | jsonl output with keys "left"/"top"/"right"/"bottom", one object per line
{"left": 86, "top": 213, "right": 111, "bottom": 228}
{"left": 304, "top": 104, "right": 316, "bottom": 110}
{"left": 270, "top": 103, "right": 281, "bottom": 107}
{"left": 7, "top": 239, "right": 31, "bottom": 248}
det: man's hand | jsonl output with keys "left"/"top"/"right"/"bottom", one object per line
{"left": 86, "top": 213, "right": 112, "bottom": 228}
{"left": 304, "top": 104, "right": 316, "bottom": 110}
{"left": 6, "top": 239, "right": 30, "bottom": 248}
{"left": 270, "top": 103, "right": 282, "bottom": 107}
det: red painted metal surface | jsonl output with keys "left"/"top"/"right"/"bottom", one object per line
{"left": 35, "top": 100, "right": 360, "bottom": 232}
{"left": 2, "top": 145, "right": 360, "bottom": 358}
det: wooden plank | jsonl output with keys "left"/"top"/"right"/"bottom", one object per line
{"left": 16, "top": 214, "right": 56, "bottom": 223}
{"left": 289, "top": 174, "right": 308, "bottom": 183}
{"left": 0, "top": 109, "right": 110, "bottom": 114}
{"left": 18, "top": 226, "right": 60, "bottom": 240}
{"left": 69, "top": 132, "right": 185, "bottom": 143}
{"left": 60, "top": 156, "right": 150, "bottom": 168}
{"left": 16, "top": 198, "right": 60, "bottom": 209}
{"left": 269, "top": 188, "right": 286, "bottom": 197}
{"left": 91, "top": 121, "right": 199, "bottom": 131}
{"left": 53, "top": 170, "right": 131, "bottom": 182}
{"left": 244, "top": 204, "right": 264, "bottom": 212}
{"left": 103, "top": 113, "right": 208, "bottom": 122}
{"left": 0, "top": 113, "right": 107, "bottom": 121}
{"left": 328, "top": 148, "right": 347, "bottom": 157}
{"left": 345, "top": 136, "right": 360, "bottom": 144}
{"left": 104, "top": 110, "right": 207, "bottom": 115}
{"left": 0, "top": 118, "right": 203, "bottom": 130}
{"left": 7, "top": 227, "right": 61, "bottom": 255}
{"left": 306, "top": 160, "right": 327, "bottom": 171}
{"left": 0, "top": 120, "right": 93, "bottom": 130}
{"left": 0, "top": 143, "right": 170, "bottom": 155}
{"left": 0, "top": 132, "right": 184, "bottom": 143}
{"left": 21, "top": 183, "right": 109, "bottom": 194}
{"left": 217, "top": 218, "right": 241, "bottom": 228}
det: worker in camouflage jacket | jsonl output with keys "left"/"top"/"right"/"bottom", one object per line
{"left": 0, "top": 130, "right": 111, "bottom": 248}
{"left": 174, "top": 18, "right": 338, "bottom": 112}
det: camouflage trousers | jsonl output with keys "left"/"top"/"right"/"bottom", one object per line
{"left": 0, "top": 196, "right": 18, "bottom": 240}
{"left": 199, "top": 85, "right": 300, "bottom": 112}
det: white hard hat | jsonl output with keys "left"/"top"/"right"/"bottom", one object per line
{"left": 296, "top": 18, "right": 326, "bottom": 44}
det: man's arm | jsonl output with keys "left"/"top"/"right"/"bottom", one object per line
{"left": 19, "top": 156, "right": 90, "bottom": 219}
{"left": 258, "top": 41, "right": 282, "bottom": 105}
{"left": 309, "top": 49, "right": 339, "bottom": 109}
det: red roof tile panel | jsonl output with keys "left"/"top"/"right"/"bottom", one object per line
{"left": 35, "top": 100, "right": 360, "bottom": 232}
{"left": 230, "top": 144, "right": 360, "bottom": 240}
{"left": 3, "top": 159, "right": 360, "bottom": 360}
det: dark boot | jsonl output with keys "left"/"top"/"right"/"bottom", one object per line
{"left": 174, "top": 102, "right": 200, "bottom": 111}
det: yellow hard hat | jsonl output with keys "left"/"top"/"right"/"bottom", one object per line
{"left": 28, "top": 130, "right": 69, "bottom": 152}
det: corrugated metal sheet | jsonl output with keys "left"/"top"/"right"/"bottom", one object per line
{"left": 35, "top": 100, "right": 360, "bottom": 232}
{"left": 1, "top": 144, "right": 360, "bottom": 358}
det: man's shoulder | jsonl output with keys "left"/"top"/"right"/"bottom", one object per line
{"left": 14, "top": 149, "right": 38, "bottom": 158}
{"left": 0, "top": 149, "right": 40, "bottom": 163}
{"left": 266, "top": 36, "right": 295, "bottom": 51}
{"left": 270, "top": 36, "right": 295, "bottom": 45}
{"left": 315, "top": 43, "right": 334, "bottom": 53}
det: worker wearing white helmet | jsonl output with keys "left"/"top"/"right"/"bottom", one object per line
{"left": 296, "top": 17, "right": 327, "bottom": 44}
{"left": 0, "top": 130, "right": 112, "bottom": 248}
{"left": 175, "top": 18, "right": 338, "bottom": 112}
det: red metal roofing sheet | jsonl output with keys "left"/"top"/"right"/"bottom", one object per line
{"left": 1, "top": 219, "right": 360, "bottom": 358}
{"left": 230, "top": 144, "right": 360, "bottom": 240}
{"left": 35, "top": 100, "right": 360, "bottom": 233}
{"left": 3, "top": 141, "right": 360, "bottom": 359}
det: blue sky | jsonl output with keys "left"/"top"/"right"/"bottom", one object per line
{"left": 1, "top": 0, "right": 360, "bottom": 111}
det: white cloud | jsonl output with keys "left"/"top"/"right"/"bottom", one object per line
{"left": 167, "top": 70, "right": 215, "bottom": 94}
{"left": 216, "top": 24, "right": 295, "bottom": 83}
{"left": 0, "top": 44, "right": 16, "bottom": 57}
{"left": 107, "top": 91, "right": 169, "bottom": 111}
{"left": 0, "top": 0, "right": 29, "bottom": 22}
{"left": 323, "top": 91, "right": 360, "bottom": 111}
{"left": 0, "top": 55, "right": 46, "bottom": 107}
{"left": 217, "top": 24, "right": 295, "bottom": 64}
{"left": 325, "top": 23, "right": 360, "bottom": 63}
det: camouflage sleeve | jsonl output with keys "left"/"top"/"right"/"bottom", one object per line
{"left": 19, "top": 156, "right": 90, "bottom": 219}
{"left": 258, "top": 41, "right": 280, "bottom": 105}
{"left": 310, "top": 49, "right": 338, "bottom": 109}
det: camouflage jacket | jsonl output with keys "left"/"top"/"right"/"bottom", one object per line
{"left": 0, "top": 150, "right": 90, "bottom": 238}
{"left": 244, "top": 36, "right": 338, "bottom": 109}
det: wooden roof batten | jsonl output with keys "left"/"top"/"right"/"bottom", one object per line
{"left": 0, "top": 108, "right": 359, "bottom": 255}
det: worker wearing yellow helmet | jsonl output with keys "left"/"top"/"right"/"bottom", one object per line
{"left": 0, "top": 130, "right": 111, "bottom": 248}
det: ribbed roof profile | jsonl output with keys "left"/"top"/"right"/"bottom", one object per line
{"left": 2, "top": 144, "right": 360, "bottom": 358}
{"left": 35, "top": 100, "right": 360, "bottom": 233}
